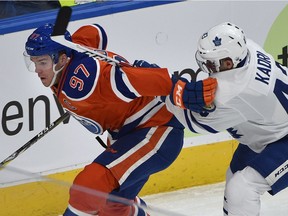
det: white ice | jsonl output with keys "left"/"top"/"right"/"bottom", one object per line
{"left": 143, "top": 182, "right": 288, "bottom": 216}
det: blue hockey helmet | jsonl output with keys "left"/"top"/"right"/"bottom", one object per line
{"left": 25, "top": 23, "right": 72, "bottom": 63}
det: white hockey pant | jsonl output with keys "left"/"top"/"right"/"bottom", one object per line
{"left": 223, "top": 166, "right": 271, "bottom": 216}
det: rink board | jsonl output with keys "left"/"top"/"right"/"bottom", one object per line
{"left": 1, "top": 0, "right": 286, "bottom": 215}
{"left": 0, "top": 139, "right": 238, "bottom": 216}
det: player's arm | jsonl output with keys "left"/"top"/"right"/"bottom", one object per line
{"left": 72, "top": 23, "right": 108, "bottom": 50}
{"left": 120, "top": 65, "right": 173, "bottom": 96}
{"left": 128, "top": 60, "right": 217, "bottom": 113}
{"left": 165, "top": 95, "right": 246, "bottom": 134}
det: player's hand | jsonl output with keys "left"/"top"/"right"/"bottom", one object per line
{"left": 170, "top": 75, "right": 217, "bottom": 113}
{"left": 203, "top": 77, "right": 217, "bottom": 106}
{"left": 133, "top": 60, "right": 160, "bottom": 68}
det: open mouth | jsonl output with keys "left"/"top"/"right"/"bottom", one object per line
{"left": 39, "top": 75, "right": 46, "bottom": 80}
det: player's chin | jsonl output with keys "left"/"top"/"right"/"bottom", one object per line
{"left": 41, "top": 79, "right": 51, "bottom": 87}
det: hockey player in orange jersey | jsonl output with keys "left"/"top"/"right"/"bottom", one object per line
{"left": 24, "top": 23, "right": 217, "bottom": 216}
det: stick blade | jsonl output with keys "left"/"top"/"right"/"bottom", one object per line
{"left": 52, "top": 6, "right": 72, "bottom": 36}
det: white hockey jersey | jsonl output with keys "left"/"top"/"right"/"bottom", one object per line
{"left": 166, "top": 39, "right": 288, "bottom": 153}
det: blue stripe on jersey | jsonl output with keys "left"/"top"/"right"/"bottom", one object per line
{"left": 93, "top": 24, "right": 108, "bottom": 50}
{"left": 184, "top": 110, "right": 197, "bottom": 133}
{"left": 113, "top": 66, "right": 138, "bottom": 100}
{"left": 189, "top": 111, "right": 219, "bottom": 133}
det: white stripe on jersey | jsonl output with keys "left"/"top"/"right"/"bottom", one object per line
{"left": 123, "top": 99, "right": 162, "bottom": 126}
{"left": 110, "top": 66, "right": 131, "bottom": 102}
{"left": 67, "top": 204, "right": 97, "bottom": 216}
{"left": 121, "top": 69, "right": 141, "bottom": 97}
{"left": 110, "top": 67, "right": 141, "bottom": 102}
{"left": 138, "top": 103, "right": 165, "bottom": 126}
{"left": 106, "top": 127, "right": 156, "bottom": 171}
{"left": 107, "top": 127, "right": 155, "bottom": 166}
{"left": 119, "top": 127, "right": 172, "bottom": 185}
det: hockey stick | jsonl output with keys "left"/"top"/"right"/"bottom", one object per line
{"left": 95, "top": 136, "right": 108, "bottom": 149}
{"left": 51, "top": 6, "right": 131, "bottom": 67}
{"left": 0, "top": 112, "right": 70, "bottom": 170}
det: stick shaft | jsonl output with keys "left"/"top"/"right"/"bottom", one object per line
{"left": 52, "top": 6, "right": 72, "bottom": 36}
{"left": 0, "top": 8, "right": 73, "bottom": 170}
{"left": 51, "top": 7, "right": 131, "bottom": 67}
{"left": 0, "top": 112, "right": 70, "bottom": 168}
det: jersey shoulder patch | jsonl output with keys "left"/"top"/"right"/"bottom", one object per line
{"left": 62, "top": 54, "right": 99, "bottom": 100}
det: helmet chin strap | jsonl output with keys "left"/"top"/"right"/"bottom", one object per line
{"left": 48, "top": 63, "right": 65, "bottom": 87}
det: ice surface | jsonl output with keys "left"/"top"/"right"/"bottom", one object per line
{"left": 143, "top": 182, "right": 288, "bottom": 216}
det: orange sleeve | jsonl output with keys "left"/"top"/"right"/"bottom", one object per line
{"left": 121, "top": 66, "right": 172, "bottom": 96}
{"left": 72, "top": 24, "right": 108, "bottom": 50}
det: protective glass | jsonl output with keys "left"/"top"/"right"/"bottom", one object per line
{"left": 0, "top": 166, "right": 179, "bottom": 216}
{"left": 23, "top": 51, "right": 53, "bottom": 73}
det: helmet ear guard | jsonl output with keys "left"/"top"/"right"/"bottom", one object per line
{"left": 196, "top": 22, "right": 248, "bottom": 74}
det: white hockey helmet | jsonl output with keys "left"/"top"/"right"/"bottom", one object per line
{"left": 195, "top": 22, "right": 248, "bottom": 74}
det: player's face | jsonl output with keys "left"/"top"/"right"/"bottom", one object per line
{"left": 219, "top": 58, "right": 234, "bottom": 72}
{"left": 31, "top": 55, "right": 54, "bottom": 87}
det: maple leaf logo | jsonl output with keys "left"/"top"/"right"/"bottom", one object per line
{"left": 213, "top": 36, "right": 222, "bottom": 46}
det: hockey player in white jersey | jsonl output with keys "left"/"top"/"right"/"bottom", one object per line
{"left": 165, "top": 22, "right": 288, "bottom": 215}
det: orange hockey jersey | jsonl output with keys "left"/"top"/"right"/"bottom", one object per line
{"left": 52, "top": 24, "right": 176, "bottom": 139}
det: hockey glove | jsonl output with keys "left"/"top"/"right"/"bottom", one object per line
{"left": 133, "top": 60, "right": 160, "bottom": 68}
{"left": 170, "top": 75, "right": 217, "bottom": 113}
